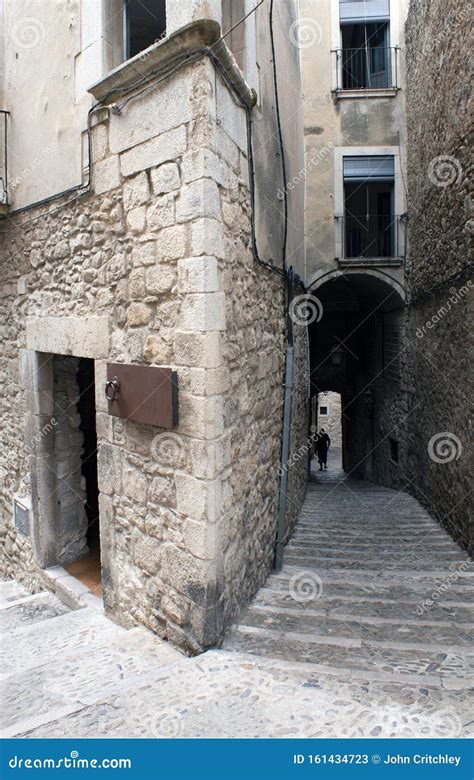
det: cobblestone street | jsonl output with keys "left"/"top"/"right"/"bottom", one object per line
{"left": 2, "top": 455, "right": 472, "bottom": 739}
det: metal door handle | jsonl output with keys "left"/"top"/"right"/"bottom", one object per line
{"left": 105, "top": 376, "right": 121, "bottom": 402}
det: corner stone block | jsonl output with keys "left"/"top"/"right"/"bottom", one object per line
{"left": 175, "top": 473, "right": 221, "bottom": 524}
{"left": 177, "top": 256, "right": 219, "bottom": 293}
{"left": 190, "top": 218, "right": 225, "bottom": 258}
{"left": 185, "top": 519, "right": 217, "bottom": 560}
{"left": 160, "top": 543, "right": 214, "bottom": 600}
{"left": 177, "top": 393, "right": 224, "bottom": 440}
{"left": 173, "top": 331, "right": 223, "bottom": 368}
{"left": 179, "top": 293, "right": 226, "bottom": 331}
{"left": 176, "top": 179, "right": 221, "bottom": 223}
{"left": 181, "top": 149, "right": 227, "bottom": 187}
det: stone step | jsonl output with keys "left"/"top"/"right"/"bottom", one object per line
{"left": 0, "top": 607, "right": 129, "bottom": 678}
{"left": 1, "top": 627, "right": 183, "bottom": 737}
{"left": 0, "top": 591, "right": 71, "bottom": 632}
{"left": 268, "top": 569, "right": 474, "bottom": 595}
{"left": 251, "top": 587, "right": 474, "bottom": 623}
{"left": 291, "top": 529, "right": 459, "bottom": 544}
{"left": 282, "top": 555, "right": 474, "bottom": 577}
{"left": 238, "top": 604, "right": 474, "bottom": 648}
{"left": 285, "top": 544, "right": 467, "bottom": 563}
{"left": 226, "top": 626, "right": 474, "bottom": 684}
{"left": 0, "top": 580, "right": 29, "bottom": 606}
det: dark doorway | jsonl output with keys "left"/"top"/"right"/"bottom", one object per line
{"left": 65, "top": 358, "right": 101, "bottom": 596}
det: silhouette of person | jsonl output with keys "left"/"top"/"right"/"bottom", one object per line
{"left": 316, "top": 428, "right": 331, "bottom": 470}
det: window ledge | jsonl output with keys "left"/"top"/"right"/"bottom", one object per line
{"left": 337, "top": 257, "right": 404, "bottom": 268}
{"left": 88, "top": 19, "right": 256, "bottom": 109}
{"left": 333, "top": 88, "right": 399, "bottom": 100}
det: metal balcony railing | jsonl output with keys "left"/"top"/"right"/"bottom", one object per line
{"left": 336, "top": 214, "right": 405, "bottom": 261}
{"left": 333, "top": 47, "right": 399, "bottom": 91}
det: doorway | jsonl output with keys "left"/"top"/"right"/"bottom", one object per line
{"left": 314, "top": 391, "right": 343, "bottom": 474}
{"left": 64, "top": 358, "right": 102, "bottom": 596}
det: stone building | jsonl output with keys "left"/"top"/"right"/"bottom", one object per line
{"left": 404, "top": 0, "right": 473, "bottom": 554}
{"left": 316, "top": 391, "right": 342, "bottom": 448}
{"left": 0, "top": 0, "right": 310, "bottom": 652}
{"left": 300, "top": 0, "right": 409, "bottom": 487}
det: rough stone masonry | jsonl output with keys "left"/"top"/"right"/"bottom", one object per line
{"left": 0, "top": 29, "right": 309, "bottom": 653}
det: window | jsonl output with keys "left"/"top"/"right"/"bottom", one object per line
{"left": 123, "top": 0, "right": 166, "bottom": 60}
{"left": 389, "top": 437, "right": 399, "bottom": 463}
{"left": 319, "top": 406, "right": 329, "bottom": 416}
{"left": 338, "top": 0, "right": 393, "bottom": 90}
{"left": 343, "top": 155, "right": 397, "bottom": 259}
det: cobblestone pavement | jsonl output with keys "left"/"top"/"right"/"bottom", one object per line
{"left": 2, "top": 456, "right": 473, "bottom": 738}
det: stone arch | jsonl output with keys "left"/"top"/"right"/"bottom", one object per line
{"left": 307, "top": 268, "right": 406, "bottom": 307}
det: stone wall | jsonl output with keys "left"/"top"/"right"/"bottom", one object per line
{"left": 0, "top": 51, "right": 309, "bottom": 649}
{"left": 317, "top": 392, "right": 342, "bottom": 447}
{"left": 405, "top": 0, "right": 473, "bottom": 554}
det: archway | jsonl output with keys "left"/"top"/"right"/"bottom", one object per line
{"left": 308, "top": 271, "right": 406, "bottom": 486}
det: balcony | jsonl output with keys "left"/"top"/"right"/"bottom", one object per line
{"left": 333, "top": 47, "right": 400, "bottom": 97}
{"left": 336, "top": 214, "right": 406, "bottom": 266}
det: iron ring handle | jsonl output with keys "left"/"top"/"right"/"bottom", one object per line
{"left": 105, "top": 376, "right": 121, "bottom": 402}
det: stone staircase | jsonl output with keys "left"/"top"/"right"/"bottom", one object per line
{"left": 224, "top": 463, "right": 474, "bottom": 698}
{"left": 1, "top": 460, "right": 473, "bottom": 738}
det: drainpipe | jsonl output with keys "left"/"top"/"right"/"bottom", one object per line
{"left": 275, "top": 270, "right": 295, "bottom": 572}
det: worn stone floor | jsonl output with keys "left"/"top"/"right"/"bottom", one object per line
{"left": 2, "top": 454, "right": 473, "bottom": 738}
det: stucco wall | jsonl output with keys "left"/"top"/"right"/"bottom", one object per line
{"left": 299, "top": 0, "right": 408, "bottom": 282}
{"left": 405, "top": 0, "right": 473, "bottom": 554}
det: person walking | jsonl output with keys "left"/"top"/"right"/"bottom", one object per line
{"left": 316, "top": 428, "right": 331, "bottom": 470}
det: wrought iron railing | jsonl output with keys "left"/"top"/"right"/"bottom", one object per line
{"left": 336, "top": 214, "right": 405, "bottom": 260}
{"left": 333, "top": 47, "right": 399, "bottom": 91}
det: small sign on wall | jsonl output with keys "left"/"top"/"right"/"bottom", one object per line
{"left": 13, "top": 496, "right": 31, "bottom": 537}
{"left": 105, "top": 363, "right": 178, "bottom": 429}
